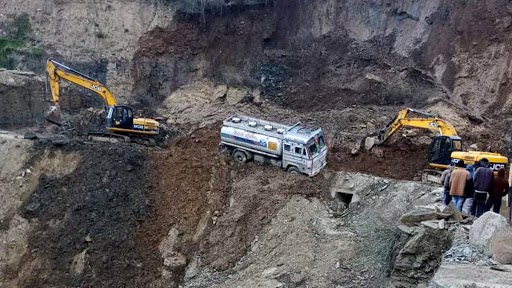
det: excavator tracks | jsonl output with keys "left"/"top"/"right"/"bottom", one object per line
{"left": 87, "top": 132, "right": 156, "bottom": 147}
{"left": 421, "top": 169, "right": 443, "bottom": 185}
{"left": 87, "top": 132, "right": 131, "bottom": 143}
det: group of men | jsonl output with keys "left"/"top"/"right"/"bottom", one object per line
{"left": 441, "top": 158, "right": 510, "bottom": 218}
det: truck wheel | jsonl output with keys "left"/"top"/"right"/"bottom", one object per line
{"left": 287, "top": 166, "right": 301, "bottom": 175}
{"left": 233, "top": 150, "right": 247, "bottom": 164}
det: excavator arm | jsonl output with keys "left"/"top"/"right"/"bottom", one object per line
{"left": 375, "top": 108, "right": 458, "bottom": 145}
{"left": 46, "top": 59, "right": 117, "bottom": 107}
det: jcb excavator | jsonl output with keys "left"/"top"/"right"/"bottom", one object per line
{"left": 46, "top": 59, "right": 160, "bottom": 144}
{"left": 366, "top": 108, "right": 508, "bottom": 182}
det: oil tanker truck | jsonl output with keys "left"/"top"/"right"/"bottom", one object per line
{"left": 220, "top": 114, "right": 328, "bottom": 176}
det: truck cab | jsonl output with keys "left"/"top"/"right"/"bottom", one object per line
{"left": 282, "top": 127, "right": 327, "bottom": 176}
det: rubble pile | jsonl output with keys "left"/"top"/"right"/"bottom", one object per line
{"left": 443, "top": 228, "right": 496, "bottom": 266}
{"left": 430, "top": 212, "right": 512, "bottom": 287}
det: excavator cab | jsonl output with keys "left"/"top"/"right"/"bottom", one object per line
{"left": 106, "top": 105, "right": 134, "bottom": 130}
{"left": 428, "top": 135, "right": 463, "bottom": 165}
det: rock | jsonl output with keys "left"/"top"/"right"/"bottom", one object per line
{"left": 400, "top": 208, "right": 439, "bottom": 226}
{"left": 421, "top": 220, "right": 441, "bottom": 229}
{"left": 262, "top": 267, "right": 278, "bottom": 278}
{"left": 364, "top": 73, "right": 384, "bottom": 83}
{"left": 398, "top": 225, "right": 419, "bottom": 235}
{"left": 10, "top": 70, "right": 36, "bottom": 76}
{"left": 350, "top": 148, "right": 359, "bottom": 155}
{"left": 469, "top": 212, "right": 511, "bottom": 255}
{"left": 23, "top": 132, "right": 37, "bottom": 140}
{"left": 391, "top": 227, "right": 453, "bottom": 287}
{"left": 163, "top": 253, "right": 187, "bottom": 269}
{"left": 252, "top": 89, "right": 263, "bottom": 105}
{"left": 489, "top": 229, "right": 512, "bottom": 264}
{"left": 159, "top": 228, "right": 180, "bottom": 260}
{"left": 49, "top": 135, "right": 70, "bottom": 146}
{"left": 226, "top": 87, "right": 247, "bottom": 105}
{"left": 364, "top": 136, "right": 376, "bottom": 151}
{"left": 213, "top": 84, "right": 228, "bottom": 100}
{"left": 430, "top": 263, "right": 512, "bottom": 287}
{"left": 70, "top": 249, "right": 88, "bottom": 275}
{"left": 85, "top": 235, "right": 92, "bottom": 242}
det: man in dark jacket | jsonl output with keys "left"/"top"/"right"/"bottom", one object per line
{"left": 485, "top": 167, "right": 509, "bottom": 213}
{"left": 462, "top": 165, "right": 475, "bottom": 215}
{"left": 473, "top": 158, "right": 494, "bottom": 217}
{"left": 441, "top": 164, "right": 455, "bottom": 205}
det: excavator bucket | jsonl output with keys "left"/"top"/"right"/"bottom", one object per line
{"left": 45, "top": 105, "right": 62, "bottom": 125}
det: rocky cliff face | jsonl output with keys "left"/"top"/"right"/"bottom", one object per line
{"left": 0, "top": 70, "right": 45, "bottom": 128}
{"left": 0, "top": 0, "right": 173, "bottom": 102}
{"left": 1, "top": 0, "right": 512, "bottom": 115}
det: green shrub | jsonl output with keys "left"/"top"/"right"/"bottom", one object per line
{"left": 0, "top": 13, "right": 45, "bottom": 69}
{"left": 0, "top": 38, "right": 23, "bottom": 68}
{"left": 12, "top": 13, "right": 31, "bottom": 41}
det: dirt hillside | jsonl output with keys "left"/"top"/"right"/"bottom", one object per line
{"left": 2, "top": 0, "right": 512, "bottom": 287}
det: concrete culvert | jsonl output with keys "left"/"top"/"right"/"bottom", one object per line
{"left": 335, "top": 191, "right": 353, "bottom": 211}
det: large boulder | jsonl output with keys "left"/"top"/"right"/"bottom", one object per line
{"left": 391, "top": 226, "right": 453, "bottom": 287}
{"left": 469, "top": 211, "right": 512, "bottom": 264}
{"left": 489, "top": 229, "right": 512, "bottom": 264}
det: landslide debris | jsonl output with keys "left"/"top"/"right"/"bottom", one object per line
{"left": 19, "top": 141, "right": 153, "bottom": 287}
{"left": 137, "top": 125, "right": 326, "bottom": 286}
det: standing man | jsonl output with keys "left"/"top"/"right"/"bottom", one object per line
{"left": 450, "top": 160, "right": 470, "bottom": 211}
{"left": 486, "top": 167, "right": 509, "bottom": 213}
{"left": 473, "top": 158, "right": 494, "bottom": 217}
{"left": 441, "top": 163, "right": 455, "bottom": 205}
{"left": 462, "top": 165, "right": 476, "bottom": 215}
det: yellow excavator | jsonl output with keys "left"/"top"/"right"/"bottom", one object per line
{"left": 46, "top": 59, "right": 160, "bottom": 144}
{"left": 366, "top": 108, "right": 508, "bottom": 181}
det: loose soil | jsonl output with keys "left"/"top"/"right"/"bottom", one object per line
{"left": 330, "top": 140, "right": 430, "bottom": 180}
{"left": 137, "top": 124, "right": 327, "bottom": 280}
{"left": 19, "top": 141, "right": 153, "bottom": 287}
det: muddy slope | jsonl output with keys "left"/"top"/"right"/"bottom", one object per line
{"left": 19, "top": 142, "right": 153, "bottom": 287}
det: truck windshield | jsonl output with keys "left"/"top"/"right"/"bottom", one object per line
{"left": 307, "top": 134, "right": 326, "bottom": 158}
